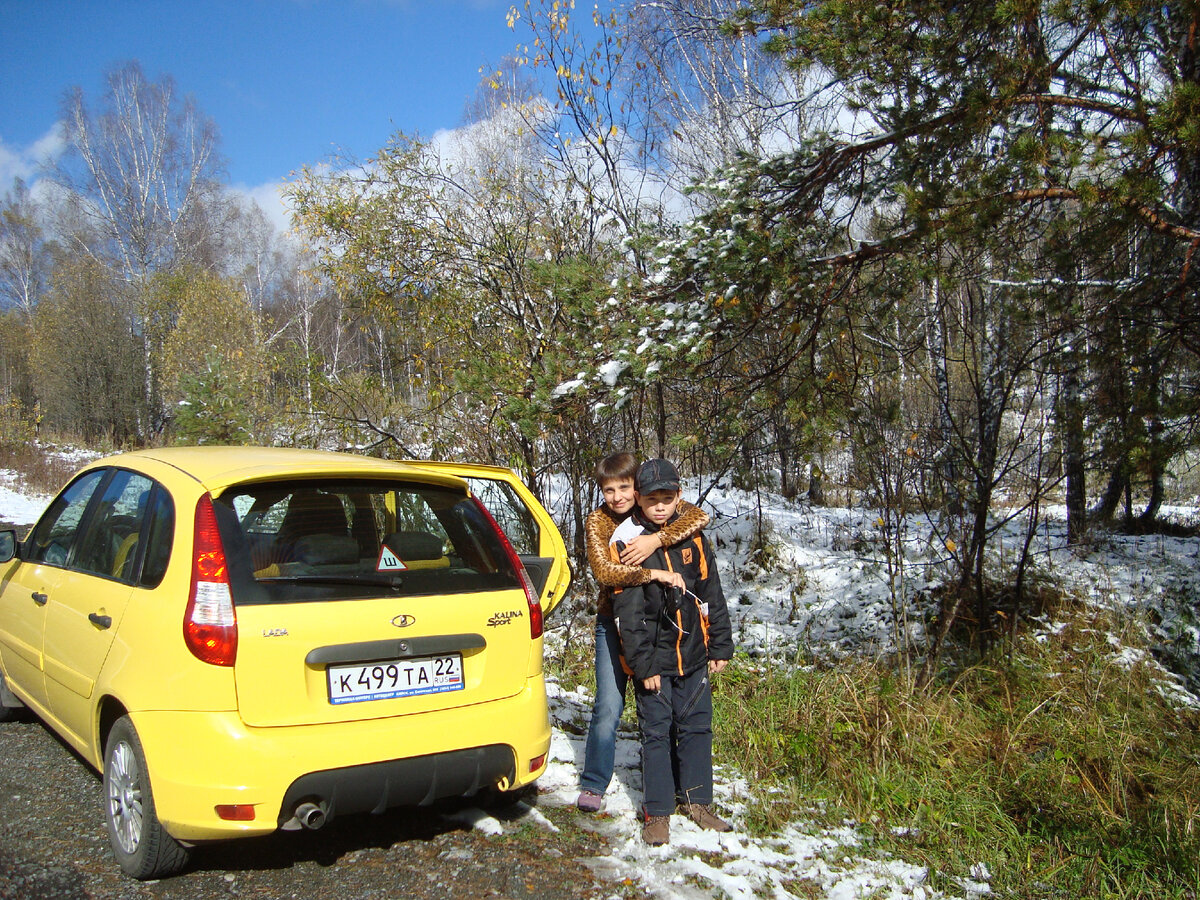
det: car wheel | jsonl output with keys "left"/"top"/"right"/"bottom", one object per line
{"left": 103, "top": 716, "right": 190, "bottom": 879}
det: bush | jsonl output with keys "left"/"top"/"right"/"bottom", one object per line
{"left": 712, "top": 611, "right": 1200, "bottom": 898}
{"left": 0, "top": 438, "right": 86, "bottom": 509}
{"left": 0, "top": 397, "right": 35, "bottom": 452}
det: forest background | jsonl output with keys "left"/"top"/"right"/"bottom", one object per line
{"left": 3, "top": 0, "right": 1200, "bottom": 660}
{"left": 4, "top": 2, "right": 1200, "bottom": 895}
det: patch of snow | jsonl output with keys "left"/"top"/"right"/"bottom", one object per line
{"left": 0, "top": 470, "right": 52, "bottom": 527}
{"left": 598, "top": 360, "right": 627, "bottom": 387}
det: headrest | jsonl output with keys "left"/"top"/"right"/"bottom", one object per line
{"left": 280, "top": 491, "right": 348, "bottom": 538}
{"left": 292, "top": 534, "right": 359, "bottom": 566}
{"left": 383, "top": 530, "right": 444, "bottom": 561}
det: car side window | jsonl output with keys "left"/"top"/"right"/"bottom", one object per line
{"left": 74, "top": 470, "right": 156, "bottom": 581}
{"left": 138, "top": 488, "right": 174, "bottom": 588}
{"left": 466, "top": 477, "right": 539, "bottom": 556}
{"left": 26, "top": 469, "right": 107, "bottom": 568}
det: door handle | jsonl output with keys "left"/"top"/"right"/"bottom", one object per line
{"left": 32, "top": 592, "right": 47, "bottom": 606}
{"left": 88, "top": 613, "right": 112, "bottom": 629}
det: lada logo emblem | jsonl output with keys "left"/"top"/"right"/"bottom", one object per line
{"left": 391, "top": 614, "right": 417, "bottom": 628}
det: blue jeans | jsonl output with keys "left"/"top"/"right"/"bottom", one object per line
{"left": 635, "top": 665, "right": 713, "bottom": 817}
{"left": 579, "top": 614, "right": 628, "bottom": 794}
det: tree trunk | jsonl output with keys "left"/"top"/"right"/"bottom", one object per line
{"left": 1059, "top": 326, "right": 1087, "bottom": 544}
{"left": 776, "top": 419, "right": 797, "bottom": 499}
{"left": 655, "top": 381, "right": 667, "bottom": 457}
{"left": 924, "top": 277, "right": 958, "bottom": 510}
{"left": 1091, "top": 462, "right": 1128, "bottom": 523}
{"left": 1140, "top": 463, "right": 1165, "bottom": 525}
{"left": 807, "top": 463, "right": 825, "bottom": 505}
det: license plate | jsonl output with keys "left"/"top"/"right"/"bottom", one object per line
{"left": 326, "top": 653, "right": 464, "bottom": 704}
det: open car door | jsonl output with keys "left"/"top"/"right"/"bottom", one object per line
{"left": 402, "top": 461, "right": 572, "bottom": 616}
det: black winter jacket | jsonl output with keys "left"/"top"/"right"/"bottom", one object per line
{"left": 611, "top": 513, "right": 734, "bottom": 681}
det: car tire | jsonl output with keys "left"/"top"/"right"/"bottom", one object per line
{"left": 0, "top": 672, "right": 22, "bottom": 722}
{"left": 103, "top": 716, "right": 190, "bottom": 879}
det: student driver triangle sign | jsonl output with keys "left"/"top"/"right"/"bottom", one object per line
{"left": 376, "top": 545, "right": 408, "bottom": 572}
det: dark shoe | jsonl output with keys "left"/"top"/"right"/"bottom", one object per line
{"left": 683, "top": 803, "right": 732, "bottom": 832}
{"left": 575, "top": 790, "right": 603, "bottom": 813}
{"left": 642, "top": 815, "right": 670, "bottom": 845}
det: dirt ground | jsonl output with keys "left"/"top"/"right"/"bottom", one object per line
{"left": 0, "top": 711, "right": 631, "bottom": 900}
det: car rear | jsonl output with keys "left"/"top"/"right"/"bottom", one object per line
{"left": 133, "top": 465, "right": 552, "bottom": 841}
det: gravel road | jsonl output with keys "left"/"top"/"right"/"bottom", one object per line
{"left": 0, "top": 710, "right": 624, "bottom": 900}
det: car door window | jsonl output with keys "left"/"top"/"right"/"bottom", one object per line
{"left": 73, "top": 471, "right": 156, "bottom": 581}
{"left": 26, "top": 469, "right": 107, "bottom": 568}
{"left": 466, "top": 477, "right": 539, "bottom": 556}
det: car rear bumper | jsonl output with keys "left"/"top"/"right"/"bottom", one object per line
{"left": 131, "top": 676, "right": 550, "bottom": 841}
{"left": 277, "top": 743, "right": 515, "bottom": 830}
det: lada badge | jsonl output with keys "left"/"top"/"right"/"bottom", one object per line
{"left": 391, "top": 614, "right": 417, "bottom": 628}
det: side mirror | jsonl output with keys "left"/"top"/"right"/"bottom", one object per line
{"left": 0, "top": 530, "right": 17, "bottom": 563}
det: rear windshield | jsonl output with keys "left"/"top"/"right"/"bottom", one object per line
{"left": 215, "top": 479, "right": 521, "bottom": 604}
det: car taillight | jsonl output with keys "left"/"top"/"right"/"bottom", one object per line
{"left": 472, "top": 498, "right": 543, "bottom": 639}
{"left": 184, "top": 494, "right": 238, "bottom": 666}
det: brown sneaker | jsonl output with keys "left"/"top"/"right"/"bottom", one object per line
{"left": 683, "top": 803, "right": 732, "bottom": 832}
{"left": 642, "top": 815, "right": 670, "bottom": 845}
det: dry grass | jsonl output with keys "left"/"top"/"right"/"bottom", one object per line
{"left": 711, "top": 610, "right": 1200, "bottom": 898}
{"left": 0, "top": 441, "right": 83, "bottom": 500}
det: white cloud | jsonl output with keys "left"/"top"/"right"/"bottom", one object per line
{"left": 0, "top": 124, "right": 66, "bottom": 190}
{"left": 232, "top": 179, "right": 295, "bottom": 236}
{"left": 29, "top": 127, "right": 66, "bottom": 167}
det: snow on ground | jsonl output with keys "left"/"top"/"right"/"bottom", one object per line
{"left": 3, "top": 460, "right": 1197, "bottom": 898}
{"left": 525, "top": 476, "right": 1200, "bottom": 898}
{"left": 0, "top": 444, "right": 99, "bottom": 529}
{"left": 533, "top": 681, "right": 984, "bottom": 900}
{"left": 0, "top": 471, "right": 53, "bottom": 528}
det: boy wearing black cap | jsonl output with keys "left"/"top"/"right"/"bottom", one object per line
{"left": 611, "top": 458, "right": 735, "bottom": 846}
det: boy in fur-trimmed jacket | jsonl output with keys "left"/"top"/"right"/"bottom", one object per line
{"left": 612, "top": 458, "right": 735, "bottom": 846}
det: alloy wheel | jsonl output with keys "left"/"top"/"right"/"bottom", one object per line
{"left": 106, "top": 738, "right": 144, "bottom": 855}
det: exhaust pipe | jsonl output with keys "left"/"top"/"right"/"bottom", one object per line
{"left": 293, "top": 801, "right": 327, "bottom": 830}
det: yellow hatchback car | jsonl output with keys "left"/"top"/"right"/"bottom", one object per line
{"left": 0, "top": 447, "right": 571, "bottom": 879}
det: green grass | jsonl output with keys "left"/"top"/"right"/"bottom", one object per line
{"left": 711, "top": 612, "right": 1200, "bottom": 898}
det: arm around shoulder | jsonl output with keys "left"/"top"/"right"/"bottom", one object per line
{"left": 586, "top": 508, "right": 653, "bottom": 588}
{"left": 657, "top": 499, "right": 710, "bottom": 548}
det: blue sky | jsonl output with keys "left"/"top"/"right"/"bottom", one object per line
{"left": 1, "top": 0, "right": 529, "bottom": 197}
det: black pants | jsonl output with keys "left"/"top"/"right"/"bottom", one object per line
{"left": 634, "top": 665, "right": 713, "bottom": 817}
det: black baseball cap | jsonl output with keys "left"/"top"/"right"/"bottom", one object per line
{"left": 636, "top": 458, "right": 681, "bottom": 494}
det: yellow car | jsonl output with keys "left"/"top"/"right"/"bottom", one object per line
{"left": 0, "top": 447, "right": 571, "bottom": 878}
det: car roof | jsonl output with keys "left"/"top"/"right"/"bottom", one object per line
{"left": 87, "top": 446, "right": 468, "bottom": 494}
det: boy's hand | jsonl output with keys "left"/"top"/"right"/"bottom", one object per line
{"left": 620, "top": 533, "right": 660, "bottom": 566}
{"left": 709, "top": 659, "right": 728, "bottom": 674}
{"left": 642, "top": 675, "right": 661, "bottom": 692}
{"left": 648, "top": 568, "right": 685, "bottom": 590}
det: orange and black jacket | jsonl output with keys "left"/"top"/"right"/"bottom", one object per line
{"left": 611, "top": 512, "right": 734, "bottom": 681}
